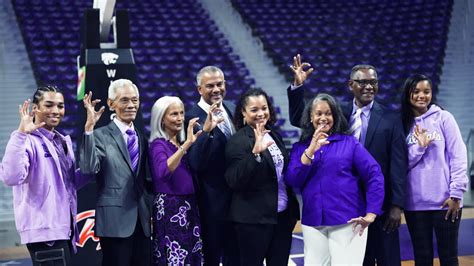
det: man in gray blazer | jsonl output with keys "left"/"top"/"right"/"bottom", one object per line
{"left": 80, "top": 79, "right": 151, "bottom": 266}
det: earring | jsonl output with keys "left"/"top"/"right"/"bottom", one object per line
{"left": 243, "top": 118, "right": 246, "bottom": 125}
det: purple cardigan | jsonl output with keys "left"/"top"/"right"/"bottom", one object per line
{"left": 0, "top": 130, "right": 90, "bottom": 249}
{"left": 149, "top": 138, "right": 195, "bottom": 195}
{"left": 285, "top": 133, "right": 384, "bottom": 227}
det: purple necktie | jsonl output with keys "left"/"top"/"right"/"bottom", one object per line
{"left": 126, "top": 129, "right": 139, "bottom": 172}
{"left": 349, "top": 108, "right": 362, "bottom": 141}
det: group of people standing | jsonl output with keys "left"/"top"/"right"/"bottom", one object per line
{"left": 286, "top": 54, "right": 468, "bottom": 266}
{"left": 0, "top": 53, "right": 468, "bottom": 266}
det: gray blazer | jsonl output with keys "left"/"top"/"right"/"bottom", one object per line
{"left": 80, "top": 122, "right": 151, "bottom": 238}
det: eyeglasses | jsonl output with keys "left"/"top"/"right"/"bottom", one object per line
{"left": 352, "top": 79, "right": 378, "bottom": 87}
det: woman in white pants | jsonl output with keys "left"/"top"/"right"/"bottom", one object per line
{"left": 285, "top": 94, "right": 385, "bottom": 265}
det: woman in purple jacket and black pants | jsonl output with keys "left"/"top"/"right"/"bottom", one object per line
{"left": 285, "top": 93, "right": 384, "bottom": 265}
{"left": 0, "top": 86, "right": 91, "bottom": 265}
{"left": 400, "top": 74, "right": 468, "bottom": 266}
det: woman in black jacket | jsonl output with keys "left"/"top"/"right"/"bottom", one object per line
{"left": 224, "top": 88, "right": 300, "bottom": 266}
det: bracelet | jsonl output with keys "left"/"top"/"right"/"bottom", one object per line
{"left": 303, "top": 149, "right": 314, "bottom": 161}
{"left": 178, "top": 146, "right": 187, "bottom": 154}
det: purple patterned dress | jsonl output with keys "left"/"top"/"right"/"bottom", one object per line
{"left": 149, "top": 138, "right": 203, "bottom": 266}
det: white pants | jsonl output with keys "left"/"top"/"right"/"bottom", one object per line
{"left": 302, "top": 223, "right": 368, "bottom": 266}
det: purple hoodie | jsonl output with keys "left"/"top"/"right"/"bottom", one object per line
{"left": 405, "top": 104, "right": 468, "bottom": 211}
{"left": 0, "top": 130, "right": 91, "bottom": 250}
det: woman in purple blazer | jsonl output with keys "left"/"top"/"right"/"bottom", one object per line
{"left": 285, "top": 93, "right": 384, "bottom": 265}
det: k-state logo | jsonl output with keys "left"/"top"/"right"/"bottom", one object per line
{"left": 76, "top": 210, "right": 101, "bottom": 250}
{"left": 101, "top": 53, "right": 119, "bottom": 65}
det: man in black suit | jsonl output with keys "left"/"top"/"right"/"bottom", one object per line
{"left": 185, "top": 66, "right": 238, "bottom": 266}
{"left": 287, "top": 54, "right": 407, "bottom": 266}
{"left": 80, "top": 79, "right": 151, "bottom": 266}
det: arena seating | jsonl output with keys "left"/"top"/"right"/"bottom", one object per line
{"left": 231, "top": 0, "right": 453, "bottom": 109}
{"left": 12, "top": 0, "right": 256, "bottom": 141}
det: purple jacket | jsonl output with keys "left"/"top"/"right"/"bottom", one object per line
{"left": 405, "top": 105, "right": 468, "bottom": 211}
{"left": 285, "top": 133, "right": 384, "bottom": 226}
{"left": 149, "top": 138, "right": 195, "bottom": 195}
{"left": 0, "top": 130, "right": 90, "bottom": 249}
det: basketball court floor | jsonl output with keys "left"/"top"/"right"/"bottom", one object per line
{"left": 1, "top": 208, "right": 473, "bottom": 265}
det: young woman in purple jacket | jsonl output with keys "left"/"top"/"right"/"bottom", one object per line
{"left": 285, "top": 93, "right": 385, "bottom": 265}
{"left": 0, "top": 86, "right": 91, "bottom": 265}
{"left": 400, "top": 74, "right": 468, "bottom": 266}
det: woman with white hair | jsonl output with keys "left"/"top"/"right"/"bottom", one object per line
{"left": 149, "top": 95, "right": 221, "bottom": 265}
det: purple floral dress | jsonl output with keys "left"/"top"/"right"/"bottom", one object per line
{"left": 149, "top": 138, "right": 203, "bottom": 266}
{"left": 153, "top": 193, "right": 203, "bottom": 265}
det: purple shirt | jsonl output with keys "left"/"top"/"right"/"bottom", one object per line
{"left": 263, "top": 133, "right": 288, "bottom": 212}
{"left": 285, "top": 133, "right": 384, "bottom": 227}
{"left": 149, "top": 138, "right": 195, "bottom": 195}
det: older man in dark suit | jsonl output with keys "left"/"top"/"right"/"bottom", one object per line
{"left": 80, "top": 79, "right": 151, "bottom": 266}
{"left": 185, "top": 66, "right": 239, "bottom": 266}
{"left": 287, "top": 54, "right": 407, "bottom": 266}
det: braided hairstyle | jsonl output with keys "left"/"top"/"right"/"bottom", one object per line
{"left": 32, "top": 85, "right": 63, "bottom": 105}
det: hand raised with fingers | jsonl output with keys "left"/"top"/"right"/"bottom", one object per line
{"left": 202, "top": 101, "right": 225, "bottom": 133}
{"left": 413, "top": 124, "right": 432, "bottom": 148}
{"left": 252, "top": 123, "right": 273, "bottom": 154}
{"left": 290, "top": 54, "right": 314, "bottom": 86}
{"left": 307, "top": 126, "right": 329, "bottom": 154}
{"left": 83, "top": 91, "right": 105, "bottom": 132}
{"left": 186, "top": 117, "right": 203, "bottom": 145}
{"left": 18, "top": 100, "right": 44, "bottom": 133}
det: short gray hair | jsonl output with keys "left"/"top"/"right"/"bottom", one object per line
{"left": 149, "top": 96, "right": 185, "bottom": 143}
{"left": 108, "top": 79, "right": 140, "bottom": 100}
{"left": 350, "top": 65, "right": 378, "bottom": 80}
{"left": 196, "top": 66, "right": 224, "bottom": 86}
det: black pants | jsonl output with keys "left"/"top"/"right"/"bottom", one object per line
{"left": 27, "top": 240, "right": 72, "bottom": 266}
{"left": 100, "top": 220, "right": 151, "bottom": 266}
{"left": 233, "top": 210, "right": 296, "bottom": 266}
{"left": 363, "top": 212, "right": 401, "bottom": 266}
{"left": 405, "top": 209, "right": 462, "bottom": 266}
{"left": 200, "top": 218, "right": 240, "bottom": 266}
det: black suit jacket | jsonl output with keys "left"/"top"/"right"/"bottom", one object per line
{"left": 288, "top": 86, "right": 407, "bottom": 210}
{"left": 224, "top": 125, "right": 300, "bottom": 224}
{"left": 185, "top": 101, "right": 235, "bottom": 220}
{"left": 80, "top": 121, "right": 152, "bottom": 237}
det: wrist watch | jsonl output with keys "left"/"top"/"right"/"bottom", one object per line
{"left": 253, "top": 153, "right": 262, "bottom": 163}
